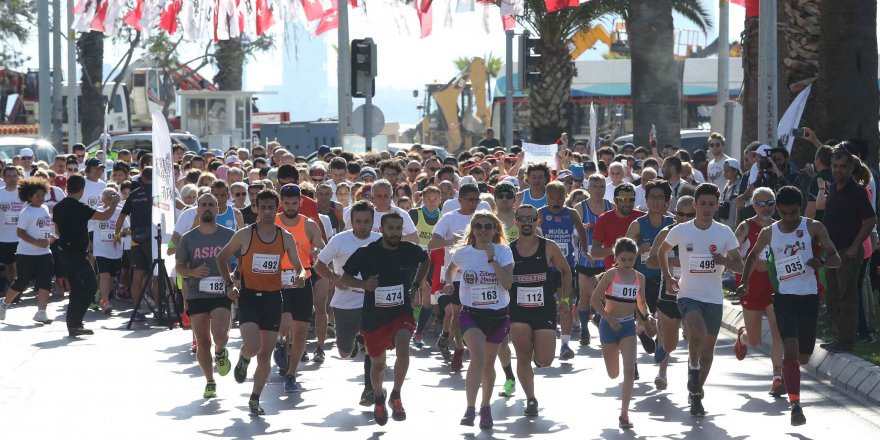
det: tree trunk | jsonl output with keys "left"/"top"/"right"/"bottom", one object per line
{"left": 784, "top": 0, "right": 821, "bottom": 166}
{"left": 627, "top": 0, "right": 680, "bottom": 150}
{"left": 77, "top": 31, "right": 104, "bottom": 144}
{"left": 214, "top": 39, "right": 244, "bottom": 91}
{"left": 528, "top": 22, "right": 573, "bottom": 144}
{"left": 814, "top": 0, "right": 879, "bottom": 163}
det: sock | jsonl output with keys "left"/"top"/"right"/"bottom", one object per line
{"left": 417, "top": 305, "right": 432, "bottom": 334}
{"left": 250, "top": 393, "right": 260, "bottom": 402}
{"left": 578, "top": 311, "right": 590, "bottom": 331}
{"left": 375, "top": 389, "right": 385, "bottom": 404}
{"left": 561, "top": 335, "right": 571, "bottom": 346}
{"left": 773, "top": 365, "right": 782, "bottom": 377}
{"left": 363, "top": 356, "right": 373, "bottom": 391}
{"left": 502, "top": 364, "right": 515, "bottom": 381}
{"left": 688, "top": 366, "right": 700, "bottom": 393}
{"left": 389, "top": 389, "right": 400, "bottom": 400}
{"left": 207, "top": 379, "right": 215, "bottom": 383}
{"left": 782, "top": 359, "right": 801, "bottom": 403}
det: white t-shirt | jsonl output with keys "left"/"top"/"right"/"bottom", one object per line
{"left": 0, "top": 188, "right": 24, "bottom": 243}
{"left": 692, "top": 169, "right": 706, "bottom": 184}
{"left": 174, "top": 207, "right": 199, "bottom": 235}
{"left": 441, "top": 198, "right": 492, "bottom": 216}
{"left": 16, "top": 205, "right": 52, "bottom": 256}
{"left": 451, "top": 244, "right": 514, "bottom": 310}
{"left": 319, "top": 213, "right": 335, "bottom": 240}
{"left": 634, "top": 185, "right": 647, "bottom": 211}
{"left": 318, "top": 230, "right": 382, "bottom": 310}
{"left": 342, "top": 205, "right": 417, "bottom": 236}
{"left": 93, "top": 206, "right": 128, "bottom": 259}
{"left": 664, "top": 220, "right": 739, "bottom": 304}
{"left": 433, "top": 209, "right": 476, "bottom": 281}
{"left": 44, "top": 186, "right": 66, "bottom": 212}
{"left": 83, "top": 179, "right": 106, "bottom": 232}
{"left": 707, "top": 156, "right": 731, "bottom": 189}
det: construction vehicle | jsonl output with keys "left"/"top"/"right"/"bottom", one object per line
{"left": 414, "top": 57, "right": 490, "bottom": 153}
{"left": 566, "top": 21, "right": 707, "bottom": 60}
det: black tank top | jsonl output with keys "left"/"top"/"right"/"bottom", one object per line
{"left": 510, "top": 238, "right": 556, "bottom": 314}
{"left": 659, "top": 224, "right": 679, "bottom": 303}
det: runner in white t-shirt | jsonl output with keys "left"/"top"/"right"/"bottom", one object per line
{"left": 658, "top": 183, "right": 743, "bottom": 418}
{"left": 0, "top": 168, "right": 24, "bottom": 287}
{"left": 94, "top": 188, "right": 128, "bottom": 315}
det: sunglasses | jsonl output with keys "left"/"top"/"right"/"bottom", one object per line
{"left": 676, "top": 211, "right": 697, "bottom": 218}
{"left": 495, "top": 192, "right": 515, "bottom": 200}
{"left": 754, "top": 200, "right": 776, "bottom": 208}
{"left": 515, "top": 214, "right": 538, "bottom": 223}
{"left": 615, "top": 196, "right": 636, "bottom": 203}
{"left": 472, "top": 222, "right": 495, "bottom": 230}
{"left": 233, "top": 192, "right": 246, "bottom": 197}
{"left": 407, "top": 168, "right": 421, "bottom": 173}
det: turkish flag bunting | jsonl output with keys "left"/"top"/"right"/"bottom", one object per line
{"left": 416, "top": 0, "right": 433, "bottom": 38}
{"left": 158, "top": 0, "right": 182, "bottom": 35}
{"left": 256, "top": 0, "right": 277, "bottom": 35}
{"left": 729, "top": 0, "right": 746, "bottom": 5}
{"left": 301, "top": 0, "right": 325, "bottom": 21}
{"left": 502, "top": 15, "right": 515, "bottom": 31}
{"left": 350, "top": 0, "right": 358, "bottom": 7}
{"left": 544, "top": 0, "right": 578, "bottom": 13}
{"left": 90, "top": 0, "right": 109, "bottom": 32}
{"left": 124, "top": 0, "right": 146, "bottom": 31}
{"left": 315, "top": 1, "right": 339, "bottom": 35}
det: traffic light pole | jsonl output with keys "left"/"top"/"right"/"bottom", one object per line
{"left": 365, "top": 79, "right": 372, "bottom": 152}
{"left": 52, "top": 0, "right": 63, "bottom": 147}
{"left": 505, "top": 30, "right": 514, "bottom": 149}
{"left": 758, "top": 0, "right": 778, "bottom": 146}
{"left": 38, "top": 0, "right": 51, "bottom": 139}
{"left": 66, "top": 0, "right": 79, "bottom": 148}
{"left": 337, "top": 3, "right": 352, "bottom": 140}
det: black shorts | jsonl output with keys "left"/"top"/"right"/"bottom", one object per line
{"left": 50, "top": 242, "right": 65, "bottom": 277}
{"left": 773, "top": 294, "right": 820, "bottom": 356}
{"left": 0, "top": 242, "right": 18, "bottom": 265}
{"left": 121, "top": 250, "right": 131, "bottom": 269}
{"left": 238, "top": 289, "right": 282, "bottom": 332}
{"left": 96, "top": 257, "right": 122, "bottom": 276}
{"left": 657, "top": 298, "right": 682, "bottom": 320}
{"left": 510, "top": 309, "right": 556, "bottom": 331}
{"left": 130, "top": 243, "right": 152, "bottom": 270}
{"left": 438, "top": 281, "right": 462, "bottom": 308}
{"left": 644, "top": 276, "right": 662, "bottom": 314}
{"left": 11, "top": 254, "right": 54, "bottom": 292}
{"left": 576, "top": 265, "right": 604, "bottom": 277}
{"left": 186, "top": 297, "right": 233, "bottom": 317}
{"left": 282, "top": 278, "right": 314, "bottom": 322}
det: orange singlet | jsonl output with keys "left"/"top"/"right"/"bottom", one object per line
{"left": 240, "top": 225, "right": 285, "bottom": 292}
{"left": 276, "top": 213, "right": 312, "bottom": 281}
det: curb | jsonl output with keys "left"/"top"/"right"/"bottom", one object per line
{"left": 720, "top": 298, "right": 880, "bottom": 405}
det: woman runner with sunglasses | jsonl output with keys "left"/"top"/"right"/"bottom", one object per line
{"left": 443, "top": 211, "right": 514, "bottom": 430}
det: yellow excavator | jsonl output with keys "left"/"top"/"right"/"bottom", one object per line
{"left": 416, "top": 57, "right": 489, "bottom": 153}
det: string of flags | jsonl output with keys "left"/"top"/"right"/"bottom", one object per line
{"left": 69, "top": 0, "right": 591, "bottom": 40}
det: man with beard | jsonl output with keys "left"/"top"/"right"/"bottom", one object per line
{"left": 176, "top": 194, "right": 236, "bottom": 399}
{"left": 273, "top": 184, "right": 325, "bottom": 392}
{"left": 342, "top": 212, "right": 430, "bottom": 425}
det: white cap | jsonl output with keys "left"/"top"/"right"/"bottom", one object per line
{"left": 723, "top": 158, "right": 740, "bottom": 170}
{"left": 756, "top": 144, "right": 772, "bottom": 157}
{"left": 459, "top": 175, "right": 478, "bottom": 187}
{"left": 225, "top": 155, "right": 241, "bottom": 165}
{"left": 20, "top": 147, "right": 34, "bottom": 158}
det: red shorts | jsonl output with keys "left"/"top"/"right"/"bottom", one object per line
{"left": 363, "top": 314, "right": 416, "bottom": 356}
{"left": 737, "top": 271, "right": 773, "bottom": 311}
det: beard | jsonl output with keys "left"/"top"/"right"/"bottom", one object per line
{"left": 521, "top": 225, "right": 533, "bottom": 236}
{"left": 283, "top": 209, "right": 299, "bottom": 219}
{"left": 201, "top": 213, "right": 215, "bottom": 223}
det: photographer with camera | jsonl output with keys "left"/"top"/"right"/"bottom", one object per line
{"left": 736, "top": 143, "right": 801, "bottom": 223}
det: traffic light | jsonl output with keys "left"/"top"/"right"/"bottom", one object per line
{"left": 518, "top": 30, "right": 541, "bottom": 90}
{"left": 351, "top": 38, "right": 376, "bottom": 98}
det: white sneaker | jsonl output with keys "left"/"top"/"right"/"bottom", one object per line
{"left": 33, "top": 309, "right": 50, "bottom": 324}
{"left": 0, "top": 300, "right": 8, "bottom": 321}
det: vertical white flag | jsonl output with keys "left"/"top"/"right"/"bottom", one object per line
{"left": 777, "top": 83, "right": 812, "bottom": 153}
{"left": 589, "top": 102, "right": 598, "bottom": 166}
{"left": 151, "top": 111, "right": 174, "bottom": 265}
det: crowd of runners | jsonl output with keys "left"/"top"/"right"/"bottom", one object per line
{"left": 0, "top": 128, "right": 876, "bottom": 430}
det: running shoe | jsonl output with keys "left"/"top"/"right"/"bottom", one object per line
{"left": 619, "top": 415, "right": 634, "bottom": 429}
{"left": 440, "top": 345, "right": 453, "bottom": 361}
{"left": 0, "top": 300, "right": 8, "bottom": 320}
{"left": 460, "top": 407, "right": 476, "bottom": 426}
{"left": 579, "top": 325, "right": 591, "bottom": 346}
{"left": 498, "top": 379, "right": 515, "bottom": 397}
{"left": 791, "top": 402, "right": 806, "bottom": 426}
{"left": 450, "top": 348, "right": 464, "bottom": 372}
{"left": 390, "top": 397, "right": 406, "bottom": 421}
{"left": 769, "top": 376, "right": 787, "bottom": 397}
{"left": 638, "top": 331, "right": 656, "bottom": 353}
{"left": 634, "top": 363, "right": 640, "bottom": 381}
{"left": 131, "top": 311, "right": 147, "bottom": 322}
{"left": 327, "top": 322, "right": 336, "bottom": 338}
{"left": 654, "top": 374, "right": 668, "bottom": 391}
{"left": 100, "top": 301, "right": 113, "bottom": 315}
{"left": 654, "top": 345, "right": 667, "bottom": 364}
{"left": 734, "top": 326, "right": 748, "bottom": 360}
{"left": 349, "top": 340, "right": 360, "bottom": 359}
{"left": 248, "top": 399, "right": 265, "bottom": 416}
{"left": 479, "top": 406, "right": 493, "bottom": 429}
{"left": 273, "top": 342, "right": 289, "bottom": 372}
{"left": 203, "top": 381, "right": 217, "bottom": 399}
{"left": 313, "top": 347, "right": 325, "bottom": 363}
{"left": 33, "top": 310, "right": 50, "bottom": 324}
{"left": 359, "top": 388, "right": 374, "bottom": 407}
{"left": 301, "top": 351, "right": 309, "bottom": 362}
{"left": 234, "top": 356, "right": 250, "bottom": 383}
{"left": 68, "top": 327, "right": 94, "bottom": 337}
{"left": 373, "top": 389, "right": 388, "bottom": 426}
{"left": 524, "top": 398, "right": 539, "bottom": 417}
{"left": 437, "top": 334, "right": 448, "bottom": 352}
{"left": 284, "top": 375, "right": 300, "bottom": 393}
{"left": 559, "top": 344, "right": 575, "bottom": 361}
{"left": 215, "top": 348, "right": 231, "bottom": 376}
{"left": 412, "top": 334, "right": 424, "bottom": 348}
{"left": 690, "top": 394, "right": 706, "bottom": 416}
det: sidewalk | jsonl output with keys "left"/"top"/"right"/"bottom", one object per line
{"left": 720, "top": 298, "right": 880, "bottom": 405}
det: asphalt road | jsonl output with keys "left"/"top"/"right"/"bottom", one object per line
{"left": 1, "top": 297, "right": 879, "bottom": 440}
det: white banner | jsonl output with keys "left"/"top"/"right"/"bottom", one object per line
{"left": 777, "top": 84, "right": 812, "bottom": 153}
{"left": 522, "top": 142, "right": 558, "bottom": 170}
{"left": 589, "top": 102, "right": 598, "bottom": 165}
{"left": 151, "top": 111, "right": 175, "bottom": 265}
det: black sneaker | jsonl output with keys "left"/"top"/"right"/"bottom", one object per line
{"left": 579, "top": 325, "right": 591, "bottom": 345}
{"left": 823, "top": 341, "right": 853, "bottom": 353}
{"left": 313, "top": 347, "right": 325, "bottom": 363}
{"left": 524, "top": 398, "right": 539, "bottom": 417}
{"left": 638, "top": 331, "right": 656, "bottom": 354}
{"left": 68, "top": 327, "right": 94, "bottom": 337}
{"left": 234, "top": 356, "right": 251, "bottom": 384}
{"left": 819, "top": 339, "right": 838, "bottom": 350}
{"left": 248, "top": 399, "right": 265, "bottom": 416}
{"left": 690, "top": 394, "right": 706, "bottom": 416}
{"left": 301, "top": 351, "right": 309, "bottom": 362}
{"left": 791, "top": 402, "right": 806, "bottom": 426}
{"left": 437, "top": 334, "right": 448, "bottom": 352}
{"left": 359, "top": 388, "right": 374, "bottom": 407}
{"left": 390, "top": 397, "right": 406, "bottom": 421}
{"left": 373, "top": 389, "right": 388, "bottom": 426}
{"left": 634, "top": 363, "right": 640, "bottom": 381}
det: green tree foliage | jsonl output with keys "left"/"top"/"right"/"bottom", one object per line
{"left": 0, "top": 0, "right": 36, "bottom": 68}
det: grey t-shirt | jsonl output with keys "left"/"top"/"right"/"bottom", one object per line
{"left": 176, "top": 225, "right": 236, "bottom": 300}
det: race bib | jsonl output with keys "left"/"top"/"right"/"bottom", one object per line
{"left": 612, "top": 283, "right": 639, "bottom": 300}
{"left": 775, "top": 254, "right": 806, "bottom": 281}
{"left": 672, "top": 266, "right": 682, "bottom": 278}
{"left": 251, "top": 253, "right": 280, "bottom": 274}
{"left": 4, "top": 212, "right": 18, "bottom": 226}
{"left": 470, "top": 284, "right": 500, "bottom": 307}
{"left": 516, "top": 286, "right": 544, "bottom": 307}
{"left": 759, "top": 246, "right": 771, "bottom": 262}
{"left": 641, "top": 252, "right": 650, "bottom": 263}
{"left": 689, "top": 254, "right": 717, "bottom": 274}
{"left": 36, "top": 228, "right": 52, "bottom": 240}
{"left": 557, "top": 242, "right": 569, "bottom": 256}
{"left": 375, "top": 284, "right": 404, "bottom": 307}
{"left": 199, "top": 276, "right": 225, "bottom": 294}
{"left": 281, "top": 270, "right": 297, "bottom": 288}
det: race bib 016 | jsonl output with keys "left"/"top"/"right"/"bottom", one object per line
{"left": 612, "top": 283, "right": 639, "bottom": 300}
{"left": 375, "top": 284, "right": 404, "bottom": 307}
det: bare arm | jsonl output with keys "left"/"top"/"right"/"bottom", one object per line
{"left": 547, "top": 240, "right": 571, "bottom": 299}
{"left": 810, "top": 221, "right": 841, "bottom": 269}
{"left": 645, "top": 228, "right": 668, "bottom": 269}
{"left": 589, "top": 268, "right": 614, "bottom": 320}
{"left": 94, "top": 198, "right": 120, "bottom": 221}
{"left": 281, "top": 230, "right": 307, "bottom": 282}
{"left": 569, "top": 207, "right": 589, "bottom": 255}
{"left": 739, "top": 227, "right": 771, "bottom": 288}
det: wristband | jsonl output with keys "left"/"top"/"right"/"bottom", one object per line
{"left": 487, "top": 258, "right": 495, "bottom": 264}
{"left": 559, "top": 297, "right": 571, "bottom": 305}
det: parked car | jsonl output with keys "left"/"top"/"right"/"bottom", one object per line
{"left": 613, "top": 129, "right": 711, "bottom": 154}
{"left": 0, "top": 137, "right": 58, "bottom": 164}
{"left": 85, "top": 132, "right": 203, "bottom": 161}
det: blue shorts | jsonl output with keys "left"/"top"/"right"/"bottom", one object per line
{"left": 677, "top": 297, "right": 723, "bottom": 336}
{"left": 599, "top": 317, "right": 637, "bottom": 345}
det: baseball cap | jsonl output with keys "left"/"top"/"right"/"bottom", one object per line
{"left": 112, "top": 161, "right": 130, "bottom": 172}
{"left": 309, "top": 165, "right": 326, "bottom": 179}
{"left": 460, "top": 175, "right": 478, "bottom": 187}
{"left": 85, "top": 158, "right": 104, "bottom": 169}
{"left": 756, "top": 144, "right": 773, "bottom": 157}
{"left": 225, "top": 155, "right": 241, "bottom": 165}
{"left": 568, "top": 164, "right": 585, "bottom": 179}
{"left": 502, "top": 176, "right": 520, "bottom": 189}
{"left": 557, "top": 170, "right": 573, "bottom": 181}
{"left": 317, "top": 145, "right": 332, "bottom": 157}
{"left": 723, "top": 158, "right": 740, "bottom": 170}
{"left": 20, "top": 148, "right": 34, "bottom": 158}
{"left": 212, "top": 149, "right": 223, "bottom": 156}
{"left": 197, "top": 148, "right": 208, "bottom": 156}
{"left": 359, "top": 167, "right": 377, "bottom": 180}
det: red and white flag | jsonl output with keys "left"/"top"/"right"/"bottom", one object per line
{"left": 123, "top": 0, "right": 146, "bottom": 31}
{"left": 101, "top": 0, "right": 127, "bottom": 36}
{"left": 416, "top": 0, "right": 433, "bottom": 38}
{"left": 256, "top": 0, "right": 277, "bottom": 35}
{"left": 544, "top": 0, "right": 578, "bottom": 13}
{"left": 158, "top": 0, "right": 182, "bottom": 35}
{"left": 315, "top": 0, "right": 338, "bottom": 36}
{"left": 239, "top": 0, "right": 258, "bottom": 37}
{"left": 502, "top": 15, "right": 515, "bottom": 31}
{"left": 301, "top": 0, "right": 324, "bottom": 21}
{"left": 89, "top": 0, "right": 108, "bottom": 32}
